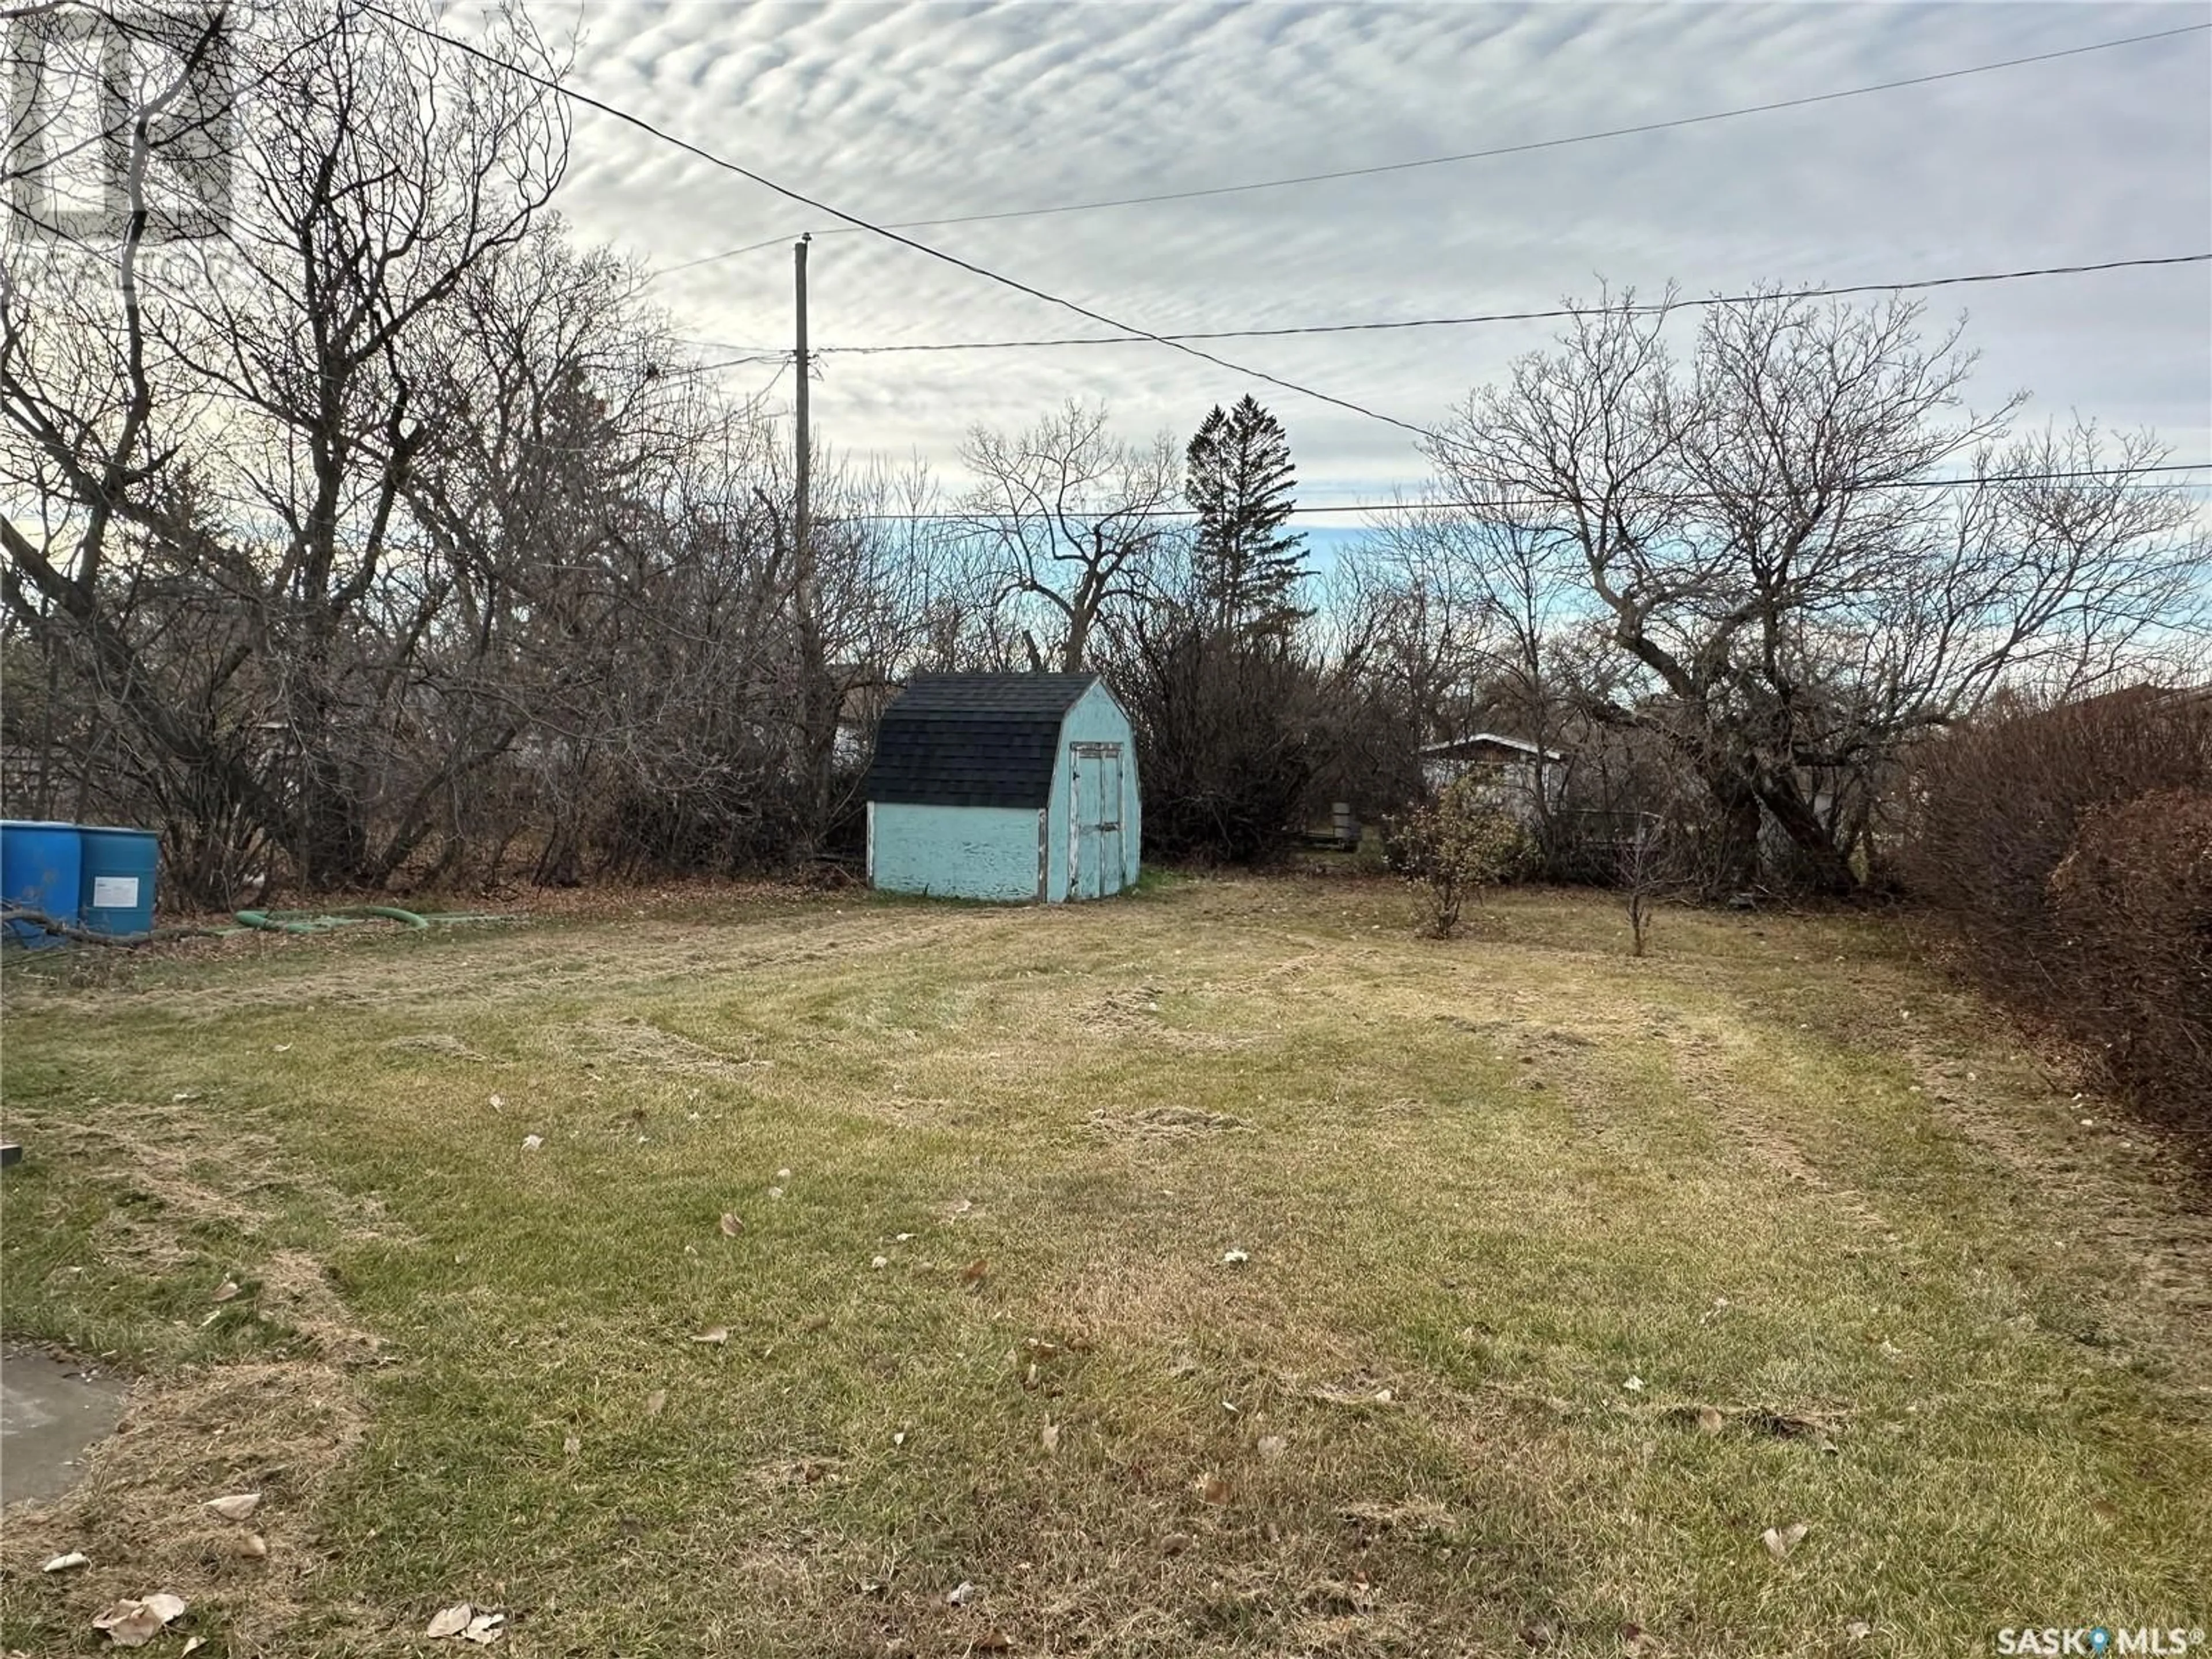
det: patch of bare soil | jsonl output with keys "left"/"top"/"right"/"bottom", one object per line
{"left": 1085, "top": 1105, "right": 1254, "bottom": 1139}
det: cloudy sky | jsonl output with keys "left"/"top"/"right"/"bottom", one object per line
{"left": 534, "top": 1, "right": 2209, "bottom": 510}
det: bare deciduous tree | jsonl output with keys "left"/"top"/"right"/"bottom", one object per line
{"left": 959, "top": 401, "right": 1180, "bottom": 672}
{"left": 1429, "top": 288, "right": 2209, "bottom": 893}
{"left": 3, "top": 0, "right": 571, "bottom": 899}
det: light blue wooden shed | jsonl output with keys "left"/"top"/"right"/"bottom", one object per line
{"left": 862, "top": 673, "right": 1142, "bottom": 902}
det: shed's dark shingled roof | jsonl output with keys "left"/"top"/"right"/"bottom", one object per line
{"left": 863, "top": 673, "right": 1099, "bottom": 809}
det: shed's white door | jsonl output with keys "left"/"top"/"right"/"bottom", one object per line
{"left": 1070, "top": 743, "right": 1125, "bottom": 899}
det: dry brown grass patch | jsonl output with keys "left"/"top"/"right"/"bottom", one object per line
{"left": 1, "top": 1346, "right": 372, "bottom": 1654}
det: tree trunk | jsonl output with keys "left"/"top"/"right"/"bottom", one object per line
{"left": 1756, "top": 773, "right": 1860, "bottom": 896}
{"left": 1703, "top": 771, "right": 1764, "bottom": 896}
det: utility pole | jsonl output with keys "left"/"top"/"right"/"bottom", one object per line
{"left": 791, "top": 231, "right": 828, "bottom": 858}
{"left": 793, "top": 232, "right": 810, "bottom": 559}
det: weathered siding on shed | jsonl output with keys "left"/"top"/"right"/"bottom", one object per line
{"left": 1043, "top": 682, "right": 1142, "bottom": 901}
{"left": 869, "top": 803, "right": 1041, "bottom": 900}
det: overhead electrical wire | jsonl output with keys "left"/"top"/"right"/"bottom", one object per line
{"left": 817, "top": 461, "right": 2212, "bottom": 522}
{"left": 663, "top": 351, "right": 786, "bottom": 377}
{"left": 361, "top": 2, "right": 1433, "bottom": 438}
{"left": 804, "top": 255, "right": 2212, "bottom": 355}
{"left": 365, "top": 7, "right": 2209, "bottom": 456}
{"left": 654, "top": 21, "right": 2211, "bottom": 275}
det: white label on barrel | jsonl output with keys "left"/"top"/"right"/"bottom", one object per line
{"left": 92, "top": 876, "right": 139, "bottom": 909}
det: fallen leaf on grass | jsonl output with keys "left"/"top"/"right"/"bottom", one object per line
{"left": 210, "top": 1281, "right": 240, "bottom": 1304}
{"left": 1160, "top": 1532, "right": 1192, "bottom": 1556}
{"left": 462, "top": 1612, "right": 505, "bottom": 1645}
{"left": 93, "top": 1594, "right": 187, "bottom": 1647}
{"left": 691, "top": 1327, "right": 730, "bottom": 1344}
{"left": 1040, "top": 1423, "right": 1060, "bottom": 1454}
{"left": 1257, "top": 1434, "right": 1286, "bottom": 1459}
{"left": 43, "top": 1551, "right": 90, "bottom": 1572}
{"left": 960, "top": 1257, "right": 988, "bottom": 1288}
{"left": 1623, "top": 1376, "right": 1646, "bottom": 1393}
{"left": 871, "top": 1256, "right": 889, "bottom": 1270}
{"left": 562, "top": 1434, "right": 581, "bottom": 1457}
{"left": 426, "top": 1604, "right": 472, "bottom": 1639}
{"left": 2090, "top": 1498, "right": 2120, "bottom": 1525}
{"left": 1198, "top": 1473, "right": 1231, "bottom": 1505}
{"left": 234, "top": 1534, "right": 268, "bottom": 1560}
{"left": 776, "top": 1167, "right": 792, "bottom": 1180}
{"left": 719, "top": 1213, "right": 744, "bottom": 1237}
{"left": 1518, "top": 1620, "right": 1554, "bottom": 1649}
{"left": 204, "top": 1492, "right": 261, "bottom": 1522}
{"left": 949, "top": 1198, "right": 974, "bottom": 1216}
{"left": 1847, "top": 1621, "right": 1874, "bottom": 1640}
{"left": 521, "top": 1134, "right": 543, "bottom": 1152}
{"left": 1697, "top": 1406, "right": 1724, "bottom": 1435}
{"left": 1762, "top": 1521, "right": 1809, "bottom": 1560}
{"left": 645, "top": 1389, "right": 667, "bottom": 1417}
{"left": 946, "top": 1581, "right": 977, "bottom": 1607}
{"left": 182, "top": 1640, "right": 206, "bottom": 1656}
{"left": 974, "top": 1633, "right": 1015, "bottom": 1653}
{"left": 1221, "top": 1248, "right": 1249, "bottom": 1266}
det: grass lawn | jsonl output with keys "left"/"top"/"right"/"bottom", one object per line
{"left": 2, "top": 876, "right": 2208, "bottom": 1657}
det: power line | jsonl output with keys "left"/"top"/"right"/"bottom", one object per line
{"left": 806, "top": 255, "right": 2212, "bottom": 355}
{"left": 816, "top": 461, "right": 2212, "bottom": 522}
{"left": 662, "top": 351, "right": 787, "bottom": 377}
{"left": 362, "top": 3, "right": 1433, "bottom": 440}
{"left": 653, "top": 21, "right": 2211, "bottom": 275}
{"left": 658, "top": 235, "right": 789, "bottom": 275}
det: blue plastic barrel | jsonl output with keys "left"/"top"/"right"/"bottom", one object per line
{"left": 1, "top": 820, "right": 84, "bottom": 946}
{"left": 77, "top": 825, "right": 160, "bottom": 937}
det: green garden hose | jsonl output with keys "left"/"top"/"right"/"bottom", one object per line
{"left": 232, "top": 906, "right": 511, "bottom": 934}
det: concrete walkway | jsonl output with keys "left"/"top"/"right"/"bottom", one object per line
{"left": 1, "top": 1344, "right": 126, "bottom": 1506}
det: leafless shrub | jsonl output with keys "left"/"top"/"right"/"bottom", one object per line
{"left": 2048, "top": 789, "right": 2211, "bottom": 1125}
{"left": 1902, "top": 685, "right": 2212, "bottom": 1132}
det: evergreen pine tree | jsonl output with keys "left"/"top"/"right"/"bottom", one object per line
{"left": 1184, "top": 395, "right": 1310, "bottom": 640}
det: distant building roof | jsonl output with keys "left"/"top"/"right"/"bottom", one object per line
{"left": 1421, "top": 732, "right": 1566, "bottom": 762}
{"left": 863, "top": 672, "right": 1103, "bottom": 809}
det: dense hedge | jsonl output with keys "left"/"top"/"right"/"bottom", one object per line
{"left": 1902, "top": 687, "right": 2211, "bottom": 1140}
